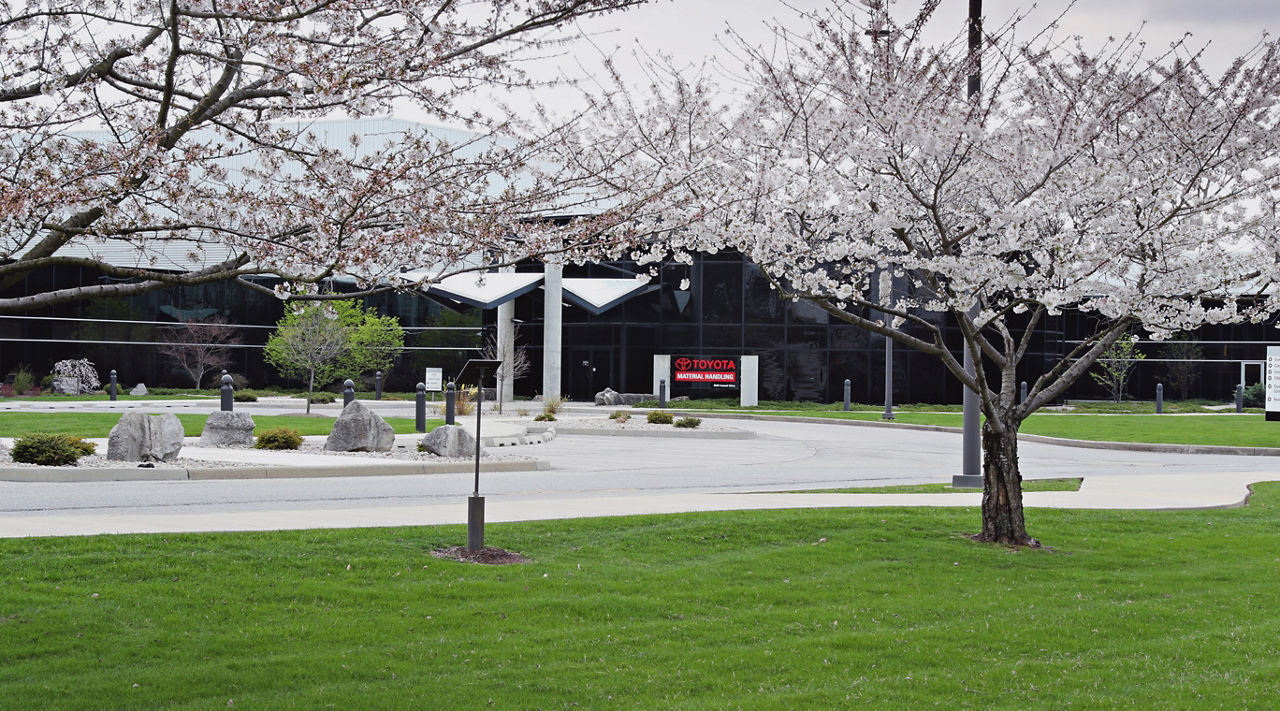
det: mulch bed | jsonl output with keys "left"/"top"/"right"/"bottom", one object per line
{"left": 432, "top": 545, "right": 528, "bottom": 565}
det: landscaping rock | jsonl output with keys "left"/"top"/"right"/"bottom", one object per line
{"left": 107, "top": 411, "right": 184, "bottom": 462}
{"left": 594, "top": 387, "right": 655, "bottom": 406}
{"left": 199, "top": 411, "right": 256, "bottom": 447}
{"left": 129, "top": 383, "right": 147, "bottom": 396}
{"left": 51, "top": 376, "right": 81, "bottom": 395}
{"left": 419, "top": 424, "right": 481, "bottom": 458}
{"left": 324, "top": 400, "right": 394, "bottom": 452}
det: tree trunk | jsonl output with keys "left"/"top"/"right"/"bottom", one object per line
{"left": 975, "top": 417, "right": 1039, "bottom": 547}
{"left": 306, "top": 369, "right": 314, "bottom": 415}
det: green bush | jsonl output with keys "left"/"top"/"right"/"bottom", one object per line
{"left": 1242, "top": 382, "right": 1265, "bottom": 408}
{"left": 646, "top": 410, "right": 674, "bottom": 424}
{"left": 10, "top": 433, "right": 94, "bottom": 466}
{"left": 11, "top": 366, "right": 35, "bottom": 395}
{"left": 307, "top": 392, "right": 336, "bottom": 404}
{"left": 234, "top": 391, "right": 258, "bottom": 402}
{"left": 254, "top": 427, "right": 302, "bottom": 450}
{"left": 674, "top": 416, "right": 702, "bottom": 429}
{"left": 534, "top": 413, "right": 556, "bottom": 422}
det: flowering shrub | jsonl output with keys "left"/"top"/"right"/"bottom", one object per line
{"left": 50, "top": 359, "right": 101, "bottom": 394}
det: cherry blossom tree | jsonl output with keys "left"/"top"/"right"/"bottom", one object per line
{"left": 0, "top": 0, "right": 654, "bottom": 314}
{"left": 157, "top": 317, "right": 240, "bottom": 388}
{"left": 562, "top": 1, "right": 1280, "bottom": 545}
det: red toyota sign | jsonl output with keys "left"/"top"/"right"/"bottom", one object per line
{"left": 673, "top": 356, "right": 738, "bottom": 385}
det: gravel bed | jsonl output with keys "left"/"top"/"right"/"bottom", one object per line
{"left": 0, "top": 442, "right": 528, "bottom": 469}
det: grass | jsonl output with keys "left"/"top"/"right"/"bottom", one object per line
{"left": 1, "top": 486, "right": 1279, "bottom": 706}
{"left": 795, "top": 477, "right": 1083, "bottom": 494}
{"left": 0, "top": 412, "right": 438, "bottom": 438}
{"left": 637, "top": 396, "right": 1245, "bottom": 415}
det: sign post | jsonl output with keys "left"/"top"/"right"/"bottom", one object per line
{"left": 456, "top": 359, "right": 502, "bottom": 551}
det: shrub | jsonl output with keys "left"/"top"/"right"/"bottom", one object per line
{"left": 534, "top": 413, "right": 556, "bottom": 422}
{"left": 647, "top": 410, "right": 674, "bottom": 424}
{"left": 516, "top": 408, "right": 530, "bottom": 417}
{"left": 542, "top": 395, "right": 568, "bottom": 415}
{"left": 234, "top": 391, "right": 258, "bottom": 402}
{"left": 254, "top": 427, "right": 302, "bottom": 450}
{"left": 674, "top": 416, "right": 702, "bottom": 429}
{"left": 610, "top": 411, "right": 630, "bottom": 422}
{"left": 454, "top": 385, "right": 477, "bottom": 416}
{"left": 1242, "top": 381, "right": 1265, "bottom": 408}
{"left": 11, "top": 366, "right": 35, "bottom": 396}
{"left": 50, "top": 358, "right": 101, "bottom": 393}
{"left": 10, "top": 433, "right": 93, "bottom": 466}
{"left": 308, "top": 392, "right": 336, "bottom": 404}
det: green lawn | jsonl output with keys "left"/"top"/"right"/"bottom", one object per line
{"left": 726, "top": 411, "right": 1280, "bottom": 448}
{"left": 2, "top": 486, "right": 1279, "bottom": 707}
{"left": 797, "top": 477, "right": 1083, "bottom": 494}
{"left": 0, "top": 412, "right": 437, "bottom": 438}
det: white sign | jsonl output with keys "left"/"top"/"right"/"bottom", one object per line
{"left": 424, "top": 367, "right": 443, "bottom": 392}
{"left": 1267, "top": 347, "right": 1280, "bottom": 421}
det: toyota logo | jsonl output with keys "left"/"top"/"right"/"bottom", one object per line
{"left": 674, "top": 357, "right": 693, "bottom": 371}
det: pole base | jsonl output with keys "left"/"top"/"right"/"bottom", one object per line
{"left": 951, "top": 475, "right": 983, "bottom": 489}
{"left": 467, "top": 496, "right": 485, "bottom": 551}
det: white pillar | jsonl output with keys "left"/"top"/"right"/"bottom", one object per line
{"left": 497, "top": 300, "right": 515, "bottom": 405}
{"left": 740, "top": 355, "right": 759, "bottom": 407}
{"left": 652, "top": 354, "right": 670, "bottom": 397}
{"left": 542, "top": 263, "right": 563, "bottom": 401}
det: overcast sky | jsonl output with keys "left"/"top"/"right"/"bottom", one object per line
{"left": 454, "top": 0, "right": 1279, "bottom": 123}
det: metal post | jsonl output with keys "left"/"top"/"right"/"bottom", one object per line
{"left": 468, "top": 369, "right": 486, "bottom": 551}
{"left": 343, "top": 379, "right": 355, "bottom": 407}
{"left": 1156, "top": 383, "right": 1164, "bottom": 414}
{"left": 445, "top": 382, "right": 456, "bottom": 425}
{"left": 1020, "top": 380, "right": 1027, "bottom": 404}
{"left": 375, "top": 371, "right": 383, "bottom": 400}
{"left": 843, "top": 378, "right": 851, "bottom": 412}
{"left": 220, "top": 374, "right": 233, "bottom": 412}
{"left": 954, "top": 312, "right": 983, "bottom": 488}
{"left": 1237, "top": 384, "right": 1245, "bottom": 413}
{"left": 109, "top": 370, "right": 118, "bottom": 401}
{"left": 659, "top": 379, "right": 667, "bottom": 408}
{"left": 882, "top": 335, "right": 895, "bottom": 420}
{"left": 415, "top": 382, "right": 427, "bottom": 433}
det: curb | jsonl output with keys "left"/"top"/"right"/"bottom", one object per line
{"left": 540, "top": 426, "right": 756, "bottom": 439}
{"left": 0, "top": 458, "right": 550, "bottom": 483}
{"left": 676, "top": 412, "right": 1280, "bottom": 457}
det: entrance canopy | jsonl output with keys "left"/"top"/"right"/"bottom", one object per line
{"left": 400, "top": 270, "right": 544, "bottom": 309}
{"left": 561, "top": 278, "right": 656, "bottom": 315}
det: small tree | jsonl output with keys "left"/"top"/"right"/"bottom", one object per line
{"left": 1161, "top": 336, "right": 1203, "bottom": 400}
{"left": 264, "top": 301, "right": 404, "bottom": 413}
{"left": 480, "top": 330, "right": 532, "bottom": 413}
{"left": 157, "top": 317, "right": 240, "bottom": 387}
{"left": 1091, "top": 336, "right": 1146, "bottom": 403}
{"left": 50, "top": 358, "right": 101, "bottom": 394}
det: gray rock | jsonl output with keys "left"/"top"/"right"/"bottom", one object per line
{"left": 419, "top": 424, "right": 480, "bottom": 458}
{"left": 324, "top": 400, "right": 394, "bottom": 452}
{"left": 51, "top": 376, "right": 80, "bottom": 395}
{"left": 594, "top": 387, "right": 622, "bottom": 406}
{"left": 129, "top": 383, "right": 147, "bottom": 396}
{"left": 199, "top": 411, "right": 256, "bottom": 447}
{"left": 107, "top": 411, "right": 184, "bottom": 462}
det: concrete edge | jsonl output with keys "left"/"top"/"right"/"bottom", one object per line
{"left": 548, "top": 427, "right": 756, "bottom": 439}
{"left": 0, "top": 458, "right": 550, "bottom": 482}
{"left": 667, "top": 411, "right": 1280, "bottom": 457}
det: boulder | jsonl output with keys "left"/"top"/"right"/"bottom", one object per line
{"left": 107, "top": 411, "right": 184, "bottom": 462}
{"left": 51, "top": 376, "right": 81, "bottom": 395}
{"left": 419, "top": 424, "right": 480, "bottom": 458}
{"left": 199, "top": 411, "right": 256, "bottom": 447}
{"left": 324, "top": 400, "right": 394, "bottom": 452}
{"left": 129, "top": 383, "right": 147, "bottom": 396}
{"left": 594, "top": 387, "right": 622, "bottom": 406}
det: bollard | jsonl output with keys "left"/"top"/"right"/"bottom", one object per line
{"left": 220, "top": 374, "right": 233, "bottom": 412}
{"left": 1020, "top": 380, "right": 1027, "bottom": 404}
{"left": 109, "top": 369, "right": 118, "bottom": 401}
{"left": 1237, "top": 384, "right": 1245, "bottom": 413}
{"left": 445, "top": 381, "right": 456, "bottom": 425}
{"left": 343, "top": 379, "right": 355, "bottom": 407}
{"left": 659, "top": 379, "right": 667, "bottom": 408}
{"left": 1156, "top": 383, "right": 1164, "bottom": 414}
{"left": 375, "top": 371, "right": 383, "bottom": 400}
{"left": 415, "top": 382, "right": 427, "bottom": 433}
{"left": 843, "top": 378, "right": 851, "bottom": 412}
